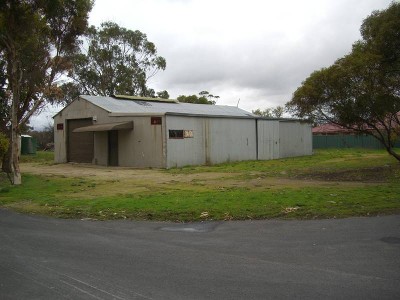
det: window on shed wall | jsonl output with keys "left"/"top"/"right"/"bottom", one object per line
{"left": 184, "top": 130, "right": 193, "bottom": 138}
{"left": 169, "top": 129, "right": 194, "bottom": 139}
{"left": 169, "top": 130, "right": 184, "bottom": 139}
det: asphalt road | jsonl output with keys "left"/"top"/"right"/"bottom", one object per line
{"left": 0, "top": 209, "right": 399, "bottom": 300}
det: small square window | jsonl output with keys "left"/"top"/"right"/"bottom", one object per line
{"left": 57, "top": 123, "right": 64, "bottom": 130}
{"left": 169, "top": 130, "right": 184, "bottom": 139}
{"left": 184, "top": 130, "right": 193, "bottom": 138}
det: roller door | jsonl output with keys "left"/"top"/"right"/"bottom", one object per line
{"left": 67, "top": 119, "right": 94, "bottom": 163}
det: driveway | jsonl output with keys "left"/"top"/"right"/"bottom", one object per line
{"left": 0, "top": 209, "right": 399, "bottom": 299}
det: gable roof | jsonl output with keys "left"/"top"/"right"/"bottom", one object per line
{"left": 78, "top": 95, "right": 255, "bottom": 118}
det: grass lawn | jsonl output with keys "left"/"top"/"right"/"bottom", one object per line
{"left": 0, "top": 149, "right": 399, "bottom": 221}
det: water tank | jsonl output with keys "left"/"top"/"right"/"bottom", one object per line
{"left": 21, "top": 135, "right": 37, "bottom": 155}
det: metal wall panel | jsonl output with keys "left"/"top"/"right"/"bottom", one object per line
{"left": 93, "top": 132, "right": 108, "bottom": 165}
{"left": 166, "top": 116, "right": 256, "bottom": 168}
{"left": 257, "top": 120, "right": 280, "bottom": 160}
{"left": 165, "top": 116, "right": 206, "bottom": 168}
{"left": 208, "top": 118, "right": 256, "bottom": 164}
{"left": 279, "top": 122, "right": 312, "bottom": 158}
{"left": 117, "top": 116, "right": 164, "bottom": 168}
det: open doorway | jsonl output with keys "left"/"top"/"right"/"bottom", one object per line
{"left": 108, "top": 130, "right": 118, "bottom": 166}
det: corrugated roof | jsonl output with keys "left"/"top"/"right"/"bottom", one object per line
{"left": 112, "top": 94, "right": 179, "bottom": 103}
{"left": 80, "top": 95, "right": 255, "bottom": 118}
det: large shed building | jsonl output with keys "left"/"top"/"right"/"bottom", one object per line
{"left": 54, "top": 95, "right": 312, "bottom": 168}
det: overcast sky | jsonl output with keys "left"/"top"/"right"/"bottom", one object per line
{"left": 31, "top": 0, "right": 393, "bottom": 129}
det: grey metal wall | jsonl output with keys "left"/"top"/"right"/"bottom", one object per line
{"left": 257, "top": 120, "right": 312, "bottom": 160}
{"left": 93, "top": 132, "right": 108, "bottom": 165}
{"left": 117, "top": 116, "right": 164, "bottom": 168}
{"left": 279, "top": 121, "right": 312, "bottom": 158}
{"left": 257, "top": 120, "right": 280, "bottom": 160}
{"left": 165, "top": 116, "right": 256, "bottom": 168}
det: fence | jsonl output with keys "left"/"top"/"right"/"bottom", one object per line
{"left": 313, "top": 134, "right": 400, "bottom": 149}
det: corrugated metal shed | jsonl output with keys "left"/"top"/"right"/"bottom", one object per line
{"left": 54, "top": 94, "right": 312, "bottom": 168}
{"left": 78, "top": 95, "right": 255, "bottom": 118}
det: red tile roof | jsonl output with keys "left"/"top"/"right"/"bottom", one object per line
{"left": 312, "top": 123, "right": 356, "bottom": 134}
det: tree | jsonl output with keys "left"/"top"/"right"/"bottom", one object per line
{"left": 0, "top": 0, "right": 93, "bottom": 184}
{"left": 63, "top": 22, "right": 167, "bottom": 102}
{"left": 252, "top": 106, "right": 284, "bottom": 118}
{"left": 28, "top": 122, "right": 54, "bottom": 151}
{"left": 286, "top": 2, "right": 400, "bottom": 162}
{"left": 177, "top": 91, "right": 219, "bottom": 104}
{"left": 157, "top": 90, "right": 169, "bottom": 99}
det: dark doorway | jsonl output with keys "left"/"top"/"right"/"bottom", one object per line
{"left": 67, "top": 119, "right": 94, "bottom": 163}
{"left": 108, "top": 130, "right": 118, "bottom": 166}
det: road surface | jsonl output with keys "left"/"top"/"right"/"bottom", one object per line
{"left": 1, "top": 209, "right": 399, "bottom": 299}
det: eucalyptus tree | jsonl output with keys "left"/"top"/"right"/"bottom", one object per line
{"left": 252, "top": 106, "right": 284, "bottom": 118}
{"left": 64, "top": 22, "right": 167, "bottom": 102}
{"left": 177, "top": 91, "right": 219, "bottom": 105}
{"left": 0, "top": 0, "right": 93, "bottom": 184}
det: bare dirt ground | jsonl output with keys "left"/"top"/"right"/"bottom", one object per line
{"left": 21, "top": 163, "right": 372, "bottom": 192}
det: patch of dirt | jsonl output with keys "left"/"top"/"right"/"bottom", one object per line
{"left": 21, "top": 162, "right": 374, "bottom": 194}
{"left": 21, "top": 163, "right": 234, "bottom": 183}
{"left": 292, "top": 165, "right": 400, "bottom": 183}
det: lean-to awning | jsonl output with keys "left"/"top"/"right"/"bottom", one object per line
{"left": 73, "top": 121, "right": 133, "bottom": 132}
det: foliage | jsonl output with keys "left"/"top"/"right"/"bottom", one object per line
{"left": 252, "top": 106, "right": 284, "bottom": 118}
{"left": 286, "top": 2, "right": 400, "bottom": 161}
{"left": 177, "top": 91, "right": 219, "bottom": 105}
{"left": 156, "top": 90, "right": 170, "bottom": 99}
{"left": 0, "top": 132, "right": 9, "bottom": 159}
{"left": 28, "top": 123, "right": 54, "bottom": 150}
{"left": 0, "top": 0, "right": 93, "bottom": 183}
{"left": 1, "top": 149, "right": 399, "bottom": 221}
{"left": 63, "top": 22, "right": 167, "bottom": 103}
{"left": 0, "top": 0, "right": 93, "bottom": 126}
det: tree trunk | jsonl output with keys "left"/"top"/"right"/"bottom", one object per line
{"left": 369, "top": 131, "right": 400, "bottom": 163}
{"left": 386, "top": 147, "right": 400, "bottom": 162}
{"left": 10, "top": 121, "right": 21, "bottom": 185}
{"left": 9, "top": 51, "right": 22, "bottom": 185}
{"left": 2, "top": 144, "right": 12, "bottom": 173}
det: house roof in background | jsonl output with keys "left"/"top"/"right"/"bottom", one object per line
{"left": 312, "top": 123, "right": 356, "bottom": 134}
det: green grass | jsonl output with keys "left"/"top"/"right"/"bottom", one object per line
{"left": 1, "top": 148, "right": 399, "bottom": 221}
{"left": 20, "top": 151, "right": 54, "bottom": 164}
{"left": 168, "top": 148, "right": 398, "bottom": 174}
